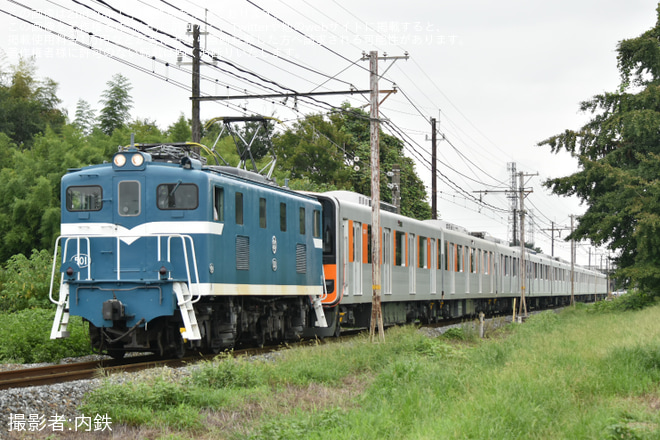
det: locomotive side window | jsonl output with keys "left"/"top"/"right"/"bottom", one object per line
{"left": 259, "top": 198, "right": 267, "bottom": 228}
{"left": 213, "top": 186, "right": 224, "bottom": 221}
{"left": 118, "top": 181, "right": 140, "bottom": 216}
{"left": 299, "top": 207, "right": 306, "bottom": 235}
{"left": 280, "top": 202, "right": 287, "bottom": 232}
{"left": 235, "top": 192, "right": 244, "bottom": 225}
{"left": 66, "top": 185, "right": 102, "bottom": 211}
{"left": 156, "top": 183, "right": 198, "bottom": 210}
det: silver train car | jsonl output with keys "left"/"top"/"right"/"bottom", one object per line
{"left": 313, "top": 191, "right": 607, "bottom": 335}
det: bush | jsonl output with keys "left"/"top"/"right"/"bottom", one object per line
{"left": 0, "top": 249, "right": 56, "bottom": 312}
{"left": 0, "top": 308, "right": 93, "bottom": 363}
{"left": 590, "top": 290, "right": 657, "bottom": 314}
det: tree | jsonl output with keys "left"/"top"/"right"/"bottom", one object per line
{"left": 538, "top": 4, "right": 660, "bottom": 293}
{"left": 73, "top": 99, "right": 96, "bottom": 135}
{"left": 274, "top": 105, "right": 431, "bottom": 220}
{"left": 98, "top": 73, "right": 132, "bottom": 135}
{"left": 0, "top": 57, "right": 65, "bottom": 146}
{"left": 167, "top": 113, "right": 191, "bottom": 142}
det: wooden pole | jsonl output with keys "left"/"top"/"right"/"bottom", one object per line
{"left": 368, "top": 51, "right": 385, "bottom": 342}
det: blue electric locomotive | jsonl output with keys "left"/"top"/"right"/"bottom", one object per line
{"left": 49, "top": 143, "right": 327, "bottom": 357}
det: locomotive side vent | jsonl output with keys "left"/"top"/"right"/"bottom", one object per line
{"left": 236, "top": 236, "right": 250, "bottom": 270}
{"left": 296, "top": 243, "right": 307, "bottom": 273}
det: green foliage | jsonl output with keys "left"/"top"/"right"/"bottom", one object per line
{"left": 0, "top": 309, "right": 92, "bottom": 362}
{"left": 167, "top": 113, "right": 191, "bottom": 142}
{"left": 273, "top": 105, "right": 431, "bottom": 220}
{"left": 249, "top": 408, "right": 346, "bottom": 440}
{"left": 538, "top": 6, "right": 660, "bottom": 296}
{"left": 72, "top": 99, "right": 96, "bottom": 135}
{"left": 81, "top": 378, "right": 203, "bottom": 430}
{"left": 191, "top": 353, "right": 266, "bottom": 389}
{"left": 98, "top": 73, "right": 133, "bottom": 135}
{"left": 591, "top": 290, "right": 657, "bottom": 313}
{"left": 0, "top": 249, "right": 54, "bottom": 312}
{"left": 0, "top": 56, "right": 65, "bottom": 147}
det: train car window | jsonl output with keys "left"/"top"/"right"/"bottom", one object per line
{"left": 235, "top": 192, "right": 244, "bottom": 225}
{"left": 259, "top": 198, "right": 267, "bottom": 228}
{"left": 366, "top": 225, "right": 372, "bottom": 264}
{"left": 118, "top": 181, "right": 140, "bottom": 216}
{"left": 418, "top": 236, "right": 427, "bottom": 268}
{"left": 320, "top": 200, "right": 335, "bottom": 262}
{"left": 280, "top": 203, "right": 287, "bottom": 232}
{"left": 299, "top": 207, "right": 306, "bottom": 235}
{"left": 395, "top": 231, "right": 405, "bottom": 266}
{"left": 157, "top": 183, "right": 198, "bottom": 210}
{"left": 214, "top": 187, "right": 224, "bottom": 221}
{"left": 66, "top": 185, "right": 102, "bottom": 211}
{"left": 313, "top": 209, "right": 321, "bottom": 238}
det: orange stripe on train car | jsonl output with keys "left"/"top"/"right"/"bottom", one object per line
{"left": 322, "top": 263, "right": 339, "bottom": 305}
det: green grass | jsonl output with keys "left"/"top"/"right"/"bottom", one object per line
{"left": 81, "top": 305, "right": 660, "bottom": 439}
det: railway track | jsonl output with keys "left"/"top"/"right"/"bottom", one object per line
{"left": 0, "top": 343, "right": 288, "bottom": 391}
{"left": 0, "top": 355, "right": 193, "bottom": 391}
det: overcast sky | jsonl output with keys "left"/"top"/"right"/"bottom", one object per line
{"left": 1, "top": 0, "right": 658, "bottom": 265}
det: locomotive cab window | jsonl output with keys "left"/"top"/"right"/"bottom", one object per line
{"left": 66, "top": 185, "right": 102, "bottom": 211}
{"left": 118, "top": 181, "right": 140, "bottom": 216}
{"left": 157, "top": 183, "right": 198, "bottom": 210}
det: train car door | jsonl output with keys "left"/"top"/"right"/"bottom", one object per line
{"left": 383, "top": 228, "right": 392, "bottom": 295}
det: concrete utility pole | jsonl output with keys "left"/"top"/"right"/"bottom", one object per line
{"left": 362, "top": 50, "right": 408, "bottom": 342}
{"left": 517, "top": 171, "right": 537, "bottom": 318}
{"left": 191, "top": 24, "right": 201, "bottom": 144}
{"left": 570, "top": 214, "right": 575, "bottom": 306}
{"left": 431, "top": 117, "right": 437, "bottom": 219}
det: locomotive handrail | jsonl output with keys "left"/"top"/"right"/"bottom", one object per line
{"left": 49, "top": 233, "right": 202, "bottom": 304}
{"left": 48, "top": 235, "right": 92, "bottom": 305}
{"left": 161, "top": 234, "right": 202, "bottom": 303}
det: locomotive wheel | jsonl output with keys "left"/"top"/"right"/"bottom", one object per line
{"left": 171, "top": 330, "right": 186, "bottom": 359}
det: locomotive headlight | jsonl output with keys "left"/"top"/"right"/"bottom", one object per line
{"left": 131, "top": 153, "right": 144, "bottom": 166}
{"left": 113, "top": 154, "right": 127, "bottom": 167}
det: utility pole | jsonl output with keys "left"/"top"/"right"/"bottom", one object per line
{"left": 362, "top": 50, "right": 408, "bottom": 342}
{"left": 191, "top": 24, "right": 201, "bottom": 144}
{"left": 508, "top": 162, "right": 518, "bottom": 246}
{"left": 517, "top": 171, "right": 537, "bottom": 318}
{"left": 570, "top": 214, "right": 575, "bottom": 306}
{"left": 473, "top": 167, "right": 536, "bottom": 319}
{"left": 431, "top": 117, "right": 437, "bottom": 219}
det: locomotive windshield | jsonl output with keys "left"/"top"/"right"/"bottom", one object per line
{"left": 320, "top": 199, "right": 335, "bottom": 263}
{"left": 66, "top": 186, "right": 102, "bottom": 211}
{"left": 157, "top": 183, "right": 199, "bottom": 210}
{"left": 118, "top": 181, "right": 140, "bottom": 216}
